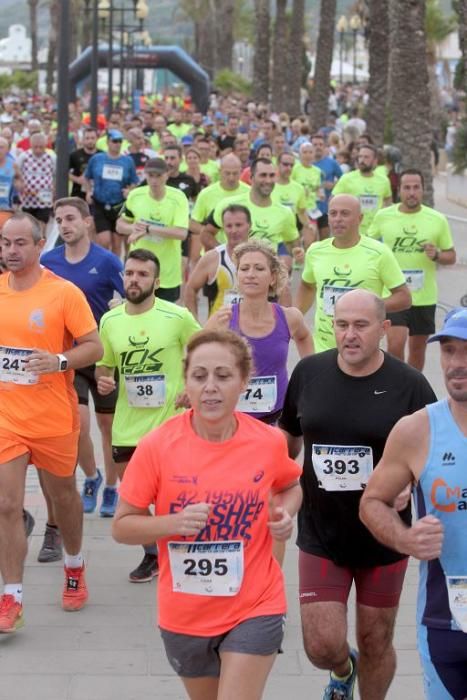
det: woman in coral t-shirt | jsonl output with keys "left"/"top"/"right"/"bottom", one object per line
{"left": 113, "top": 329, "right": 302, "bottom": 700}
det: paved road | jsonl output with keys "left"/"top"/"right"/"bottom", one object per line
{"left": 1, "top": 175, "right": 466, "bottom": 699}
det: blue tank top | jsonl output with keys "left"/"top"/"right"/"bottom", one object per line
{"left": 0, "top": 159, "right": 15, "bottom": 210}
{"left": 414, "top": 399, "right": 467, "bottom": 630}
{"left": 229, "top": 302, "right": 291, "bottom": 419}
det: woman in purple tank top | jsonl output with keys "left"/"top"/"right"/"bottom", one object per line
{"left": 206, "top": 240, "right": 312, "bottom": 425}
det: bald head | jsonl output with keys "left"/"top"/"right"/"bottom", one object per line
{"left": 220, "top": 153, "right": 241, "bottom": 171}
{"left": 334, "top": 289, "right": 389, "bottom": 372}
{"left": 335, "top": 289, "right": 386, "bottom": 322}
{"left": 220, "top": 153, "right": 242, "bottom": 190}
{"left": 328, "top": 194, "right": 363, "bottom": 242}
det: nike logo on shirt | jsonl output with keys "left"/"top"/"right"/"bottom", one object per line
{"left": 374, "top": 390, "right": 387, "bottom": 395}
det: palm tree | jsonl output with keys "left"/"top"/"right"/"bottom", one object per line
{"left": 365, "top": 0, "right": 389, "bottom": 145}
{"left": 178, "top": 0, "right": 215, "bottom": 77}
{"left": 389, "top": 0, "right": 433, "bottom": 205}
{"left": 461, "top": 0, "right": 467, "bottom": 93}
{"left": 284, "top": 0, "right": 305, "bottom": 116}
{"left": 46, "top": 0, "right": 60, "bottom": 95}
{"left": 215, "top": 1, "right": 236, "bottom": 71}
{"left": 253, "top": 0, "right": 271, "bottom": 103}
{"left": 271, "top": 0, "right": 289, "bottom": 113}
{"left": 309, "top": 0, "right": 336, "bottom": 130}
{"left": 28, "top": 0, "right": 39, "bottom": 82}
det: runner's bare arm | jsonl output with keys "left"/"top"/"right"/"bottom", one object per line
{"left": 268, "top": 480, "right": 302, "bottom": 541}
{"left": 384, "top": 283, "right": 411, "bottom": 313}
{"left": 284, "top": 306, "right": 314, "bottom": 357}
{"left": 280, "top": 429, "right": 303, "bottom": 459}
{"left": 95, "top": 364, "right": 117, "bottom": 395}
{"left": 25, "top": 329, "right": 103, "bottom": 374}
{"left": 183, "top": 254, "right": 212, "bottom": 319}
{"left": 189, "top": 218, "right": 202, "bottom": 236}
{"left": 113, "top": 499, "right": 210, "bottom": 544}
{"left": 200, "top": 223, "right": 219, "bottom": 250}
{"left": 360, "top": 411, "right": 443, "bottom": 560}
{"left": 295, "top": 280, "right": 316, "bottom": 315}
{"left": 424, "top": 244, "right": 456, "bottom": 265}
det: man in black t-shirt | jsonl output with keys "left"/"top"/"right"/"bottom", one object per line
{"left": 279, "top": 289, "right": 436, "bottom": 700}
{"left": 69, "top": 128, "right": 101, "bottom": 200}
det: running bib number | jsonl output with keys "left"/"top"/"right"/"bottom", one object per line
{"left": 124, "top": 374, "right": 166, "bottom": 408}
{"left": 312, "top": 444, "right": 373, "bottom": 491}
{"left": 168, "top": 541, "right": 244, "bottom": 596}
{"left": 223, "top": 289, "right": 243, "bottom": 306}
{"left": 237, "top": 376, "right": 277, "bottom": 413}
{"left": 0, "top": 346, "right": 38, "bottom": 385}
{"left": 359, "top": 195, "right": 379, "bottom": 211}
{"left": 403, "top": 269, "right": 425, "bottom": 292}
{"left": 102, "top": 164, "right": 123, "bottom": 181}
{"left": 38, "top": 190, "right": 52, "bottom": 205}
{"left": 446, "top": 576, "right": 467, "bottom": 633}
{"left": 323, "top": 286, "right": 352, "bottom": 316}
{"left": 307, "top": 207, "right": 323, "bottom": 220}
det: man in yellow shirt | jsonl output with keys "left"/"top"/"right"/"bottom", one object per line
{"left": 332, "top": 145, "right": 392, "bottom": 235}
{"left": 116, "top": 158, "right": 188, "bottom": 303}
{"left": 296, "top": 194, "right": 411, "bottom": 353}
{"left": 368, "top": 169, "right": 456, "bottom": 370}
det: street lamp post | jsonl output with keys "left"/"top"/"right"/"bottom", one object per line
{"left": 350, "top": 14, "right": 362, "bottom": 85}
{"left": 98, "top": 0, "right": 149, "bottom": 114}
{"left": 336, "top": 15, "right": 348, "bottom": 85}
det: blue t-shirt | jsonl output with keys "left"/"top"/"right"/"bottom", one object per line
{"left": 41, "top": 242, "right": 124, "bottom": 323}
{"left": 314, "top": 156, "right": 343, "bottom": 214}
{"left": 85, "top": 153, "right": 138, "bottom": 205}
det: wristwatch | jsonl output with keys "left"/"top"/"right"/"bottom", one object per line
{"left": 56, "top": 354, "right": 68, "bottom": 372}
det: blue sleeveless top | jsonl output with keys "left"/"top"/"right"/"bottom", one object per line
{"left": 414, "top": 399, "right": 467, "bottom": 630}
{"left": 229, "top": 302, "right": 291, "bottom": 419}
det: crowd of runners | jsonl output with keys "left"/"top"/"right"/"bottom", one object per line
{"left": 0, "top": 91, "right": 466, "bottom": 700}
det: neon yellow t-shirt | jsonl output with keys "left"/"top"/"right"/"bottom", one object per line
{"left": 302, "top": 235, "right": 405, "bottom": 352}
{"left": 150, "top": 133, "right": 161, "bottom": 152}
{"left": 97, "top": 299, "right": 200, "bottom": 446}
{"left": 96, "top": 136, "right": 130, "bottom": 152}
{"left": 368, "top": 204, "right": 454, "bottom": 306}
{"left": 121, "top": 185, "right": 189, "bottom": 289}
{"left": 291, "top": 162, "right": 323, "bottom": 210}
{"left": 272, "top": 181, "right": 307, "bottom": 214}
{"left": 332, "top": 171, "right": 391, "bottom": 235}
{"left": 191, "top": 181, "right": 250, "bottom": 225}
{"left": 167, "top": 123, "right": 192, "bottom": 140}
{"left": 200, "top": 160, "right": 220, "bottom": 183}
{"left": 211, "top": 192, "right": 299, "bottom": 247}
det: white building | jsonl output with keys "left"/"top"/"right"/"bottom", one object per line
{"left": 0, "top": 25, "right": 32, "bottom": 63}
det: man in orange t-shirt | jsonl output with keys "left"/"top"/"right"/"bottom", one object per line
{"left": 0, "top": 212, "right": 103, "bottom": 634}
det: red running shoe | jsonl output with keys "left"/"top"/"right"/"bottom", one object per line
{"left": 62, "top": 564, "right": 88, "bottom": 611}
{"left": 0, "top": 594, "right": 24, "bottom": 633}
